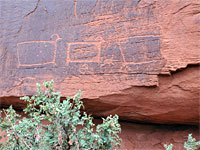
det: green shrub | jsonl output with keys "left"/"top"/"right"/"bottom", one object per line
{"left": 184, "top": 134, "right": 200, "bottom": 150}
{"left": 164, "top": 134, "right": 200, "bottom": 150}
{"left": 164, "top": 144, "right": 173, "bottom": 150}
{"left": 0, "top": 80, "right": 121, "bottom": 150}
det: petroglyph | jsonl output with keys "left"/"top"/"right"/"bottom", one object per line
{"left": 66, "top": 41, "right": 101, "bottom": 65}
{"left": 99, "top": 35, "right": 162, "bottom": 73}
{"left": 118, "top": 36, "right": 161, "bottom": 64}
{"left": 17, "top": 34, "right": 61, "bottom": 67}
{"left": 101, "top": 36, "right": 161, "bottom": 65}
{"left": 16, "top": 33, "right": 161, "bottom": 75}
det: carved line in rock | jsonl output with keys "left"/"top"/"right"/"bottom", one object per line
{"left": 66, "top": 41, "right": 101, "bottom": 64}
{"left": 17, "top": 34, "right": 161, "bottom": 73}
{"left": 118, "top": 36, "right": 160, "bottom": 65}
{"left": 17, "top": 34, "right": 62, "bottom": 67}
{"left": 66, "top": 36, "right": 160, "bottom": 65}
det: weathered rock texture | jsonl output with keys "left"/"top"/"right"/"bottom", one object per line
{"left": 0, "top": 0, "right": 199, "bottom": 124}
{"left": 84, "top": 66, "right": 200, "bottom": 125}
{"left": 119, "top": 121, "right": 199, "bottom": 150}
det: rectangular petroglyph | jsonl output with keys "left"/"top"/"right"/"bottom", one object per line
{"left": 118, "top": 36, "right": 160, "bottom": 64}
{"left": 66, "top": 42, "right": 101, "bottom": 64}
{"left": 17, "top": 42, "right": 55, "bottom": 66}
{"left": 17, "top": 34, "right": 61, "bottom": 67}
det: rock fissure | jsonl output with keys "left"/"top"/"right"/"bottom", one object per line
{"left": 24, "top": 0, "right": 40, "bottom": 18}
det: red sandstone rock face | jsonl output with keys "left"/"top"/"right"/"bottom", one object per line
{"left": 0, "top": 0, "right": 199, "bottom": 125}
{"left": 158, "top": 0, "right": 200, "bottom": 73}
{"left": 119, "top": 122, "right": 199, "bottom": 150}
{"left": 83, "top": 66, "right": 200, "bottom": 125}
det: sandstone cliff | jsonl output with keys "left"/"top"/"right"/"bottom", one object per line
{"left": 0, "top": 0, "right": 199, "bottom": 125}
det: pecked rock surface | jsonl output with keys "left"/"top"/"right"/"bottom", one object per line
{"left": 0, "top": 0, "right": 199, "bottom": 125}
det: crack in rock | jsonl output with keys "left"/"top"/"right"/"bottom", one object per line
{"left": 24, "top": 0, "right": 40, "bottom": 18}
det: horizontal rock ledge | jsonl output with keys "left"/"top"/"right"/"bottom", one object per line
{"left": 1, "top": 66, "right": 199, "bottom": 125}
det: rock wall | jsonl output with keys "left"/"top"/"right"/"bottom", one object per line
{"left": 83, "top": 66, "right": 200, "bottom": 125}
{"left": 0, "top": 0, "right": 199, "bottom": 125}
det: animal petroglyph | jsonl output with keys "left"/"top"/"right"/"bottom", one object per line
{"left": 17, "top": 34, "right": 61, "bottom": 67}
